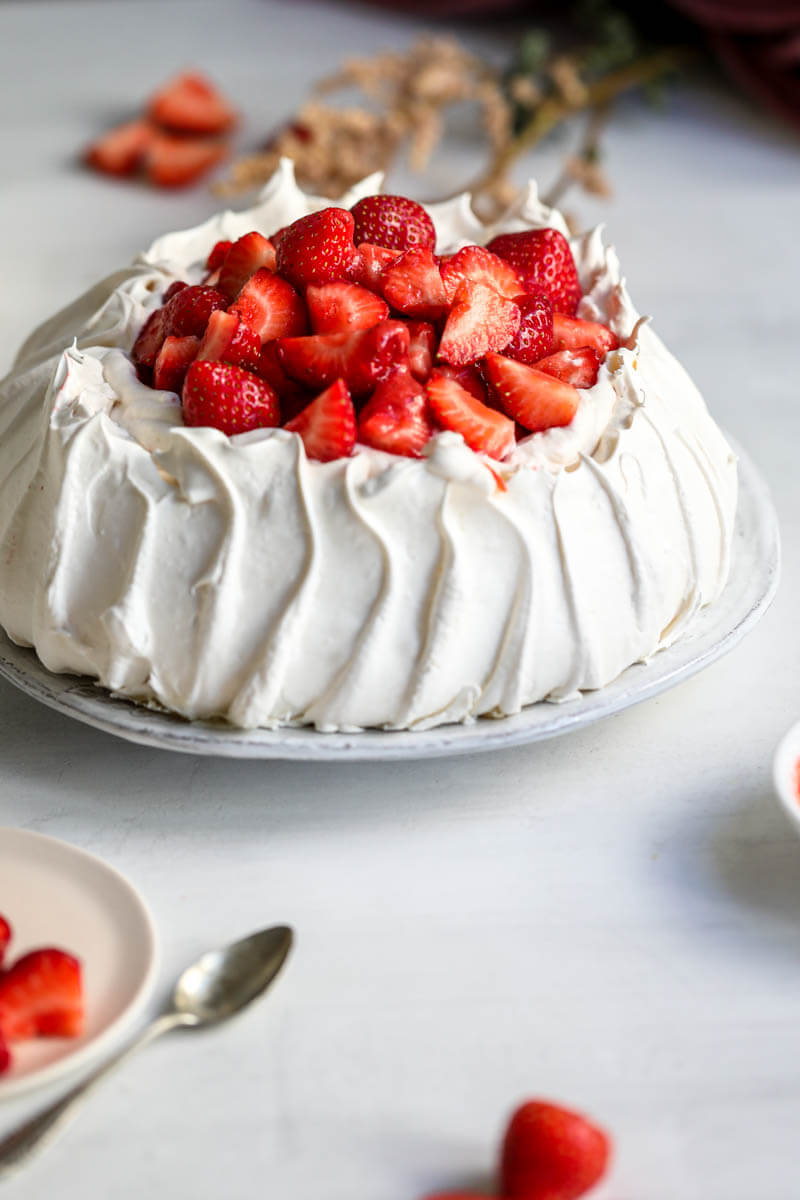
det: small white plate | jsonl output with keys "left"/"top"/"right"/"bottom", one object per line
{"left": 773, "top": 721, "right": 800, "bottom": 834}
{"left": 0, "top": 829, "right": 158, "bottom": 1099}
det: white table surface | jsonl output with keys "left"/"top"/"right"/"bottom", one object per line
{"left": 1, "top": 2, "right": 799, "bottom": 1197}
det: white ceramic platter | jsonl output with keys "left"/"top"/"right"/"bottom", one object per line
{"left": 0, "top": 437, "right": 780, "bottom": 761}
{"left": 0, "top": 829, "right": 158, "bottom": 1099}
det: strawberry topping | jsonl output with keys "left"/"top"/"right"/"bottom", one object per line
{"left": 306, "top": 281, "right": 389, "bottom": 334}
{"left": 350, "top": 194, "right": 436, "bottom": 252}
{"left": 218, "top": 232, "right": 277, "bottom": 301}
{"left": 536, "top": 347, "right": 602, "bottom": 388}
{"left": 358, "top": 368, "right": 434, "bottom": 458}
{"left": 229, "top": 269, "right": 307, "bottom": 342}
{"left": 484, "top": 353, "right": 580, "bottom": 434}
{"left": 427, "top": 371, "right": 515, "bottom": 460}
{"left": 405, "top": 321, "right": 436, "bottom": 382}
{"left": 182, "top": 361, "right": 280, "bottom": 436}
{"left": 440, "top": 245, "right": 522, "bottom": 303}
{"left": 503, "top": 292, "right": 554, "bottom": 365}
{"left": 551, "top": 312, "right": 619, "bottom": 355}
{"left": 164, "top": 284, "right": 227, "bottom": 338}
{"left": 196, "top": 310, "right": 262, "bottom": 372}
{"left": 0, "top": 948, "right": 84, "bottom": 1041}
{"left": 0, "top": 915, "right": 10, "bottom": 968}
{"left": 206, "top": 240, "right": 233, "bottom": 272}
{"left": 153, "top": 334, "right": 200, "bottom": 392}
{"left": 276, "top": 208, "right": 357, "bottom": 289}
{"left": 285, "top": 379, "right": 356, "bottom": 462}
{"left": 486, "top": 228, "right": 582, "bottom": 315}
{"left": 277, "top": 320, "right": 410, "bottom": 397}
{"left": 131, "top": 308, "right": 168, "bottom": 371}
{"left": 380, "top": 247, "right": 448, "bottom": 320}
{"left": 349, "top": 243, "right": 402, "bottom": 291}
{"left": 438, "top": 282, "right": 520, "bottom": 366}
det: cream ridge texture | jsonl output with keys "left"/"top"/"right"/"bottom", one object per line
{"left": 0, "top": 161, "right": 737, "bottom": 731}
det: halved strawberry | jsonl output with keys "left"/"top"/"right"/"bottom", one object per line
{"left": 349, "top": 243, "right": 402, "bottom": 292}
{"left": 256, "top": 342, "right": 311, "bottom": 423}
{"left": 206, "top": 240, "right": 233, "bottom": 272}
{"left": 147, "top": 71, "right": 237, "bottom": 136}
{"left": 144, "top": 134, "right": 228, "bottom": 189}
{"left": 435, "top": 362, "right": 488, "bottom": 404}
{"left": 406, "top": 320, "right": 437, "bottom": 381}
{"left": 182, "top": 361, "right": 280, "bottom": 436}
{"left": 350, "top": 194, "right": 436, "bottom": 252}
{"left": 132, "top": 308, "right": 167, "bottom": 370}
{"left": 153, "top": 334, "right": 199, "bottom": 392}
{"left": 440, "top": 244, "right": 522, "bottom": 303}
{"left": 285, "top": 379, "right": 356, "bottom": 462}
{"left": 536, "top": 347, "right": 601, "bottom": 388}
{"left": 358, "top": 368, "right": 434, "bottom": 458}
{"left": 484, "top": 353, "right": 580, "bottom": 434}
{"left": 163, "top": 280, "right": 188, "bottom": 304}
{"left": 551, "top": 313, "right": 619, "bottom": 355}
{"left": 276, "top": 208, "right": 357, "bottom": 289}
{"left": 504, "top": 292, "right": 553, "bottom": 365}
{"left": 218, "top": 232, "right": 276, "bottom": 300}
{"left": 196, "top": 310, "right": 261, "bottom": 372}
{"left": 0, "top": 949, "right": 84, "bottom": 1041}
{"left": 438, "top": 282, "right": 520, "bottom": 366}
{"left": 0, "top": 1031, "right": 9, "bottom": 1075}
{"left": 229, "top": 269, "right": 307, "bottom": 342}
{"left": 85, "top": 118, "right": 154, "bottom": 178}
{"left": 426, "top": 371, "right": 515, "bottom": 460}
{"left": 0, "top": 915, "right": 10, "bottom": 968}
{"left": 487, "top": 228, "right": 582, "bottom": 315}
{"left": 380, "top": 247, "right": 448, "bottom": 320}
{"left": 164, "top": 284, "right": 227, "bottom": 338}
{"left": 276, "top": 319, "right": 410, "bottom": 397}
{"left": 306, "top": 281, "right": 389, "bottom": 334}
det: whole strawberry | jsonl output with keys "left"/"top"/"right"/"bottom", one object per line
{"left": 350, "top": 194, "right": 436, "bottom": 252}
{"left": 503, "top": 292, "right": 553, "bottom": 365}
{"left": 500, "top": 1100, "right": 611, "bottom": 1200}
{"left": 182, "top": 361, "right": 279, "bottom": 436}
{"left": 163, "top": 284, "right": 227, "bottom": 337}
{"left": 486, "top": 229, "right": 581, "bottom": 315}
{"left": 276, "top": 208, "right": 356, "bottom": 289}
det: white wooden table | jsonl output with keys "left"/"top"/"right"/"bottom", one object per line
{"left": 1, "top": 3, "right": 799, "bottom": 1198}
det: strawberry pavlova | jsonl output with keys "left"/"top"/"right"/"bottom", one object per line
{"left": 0, "top": 160, "right": 736, "bottom": 732}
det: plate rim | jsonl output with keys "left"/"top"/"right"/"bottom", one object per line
{"left": 0, "top": 827, "right": 160, "bottom": 1101}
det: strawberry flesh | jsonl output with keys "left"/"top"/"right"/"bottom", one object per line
{"left": 285, "top": 379, "right": 356, "bottom": 462}
{"left": 405, "top": 320, "right": 436, "bottom": 381}
{"left": 350, "top": 194, "right": 436, "bottom": 252}
{"left": 503, "top": 291, "right": 553, "bottom": 365}
{"left": 427, "top": 371, "right": 515, "bottom": 460}
{"left": 438, "top": 282, "right": 520, "bottom": 366}
{"left": 153, "top": 334, "right": 200, "bottom": 392}
{"left": 306, "top": 281, "right": 389, "bottom": 334}
{"left": 500, "top": 1099, "right": 611, "bottom": 1200}
{"left": 536, "top": 347, "right": 601, "bottom": 388}
{"left": 0, "top": 915, "right": 10, "bottom": 968}
{"left": 349, "top": 243, "right": 402, "bottom": 292}
{"left": 196, "top": 311, "right": 261, "bottom": 372}
{"left": 182, "top": 361, "right": 280, "bottom": 436}
{"left": 358, "top": 368, "right": 434, "bottom": 457}
{"left": 131, "top": 308, "right": 167, "bottom": 371}
{"left": 276, "top": 319, "right": 410, "bottom": 397}
{"left": 0, "top": 949, "right": 84, "bottom": 1041}
{"left": 551, "top": 312, "right": 619, "bottom": 355}
{"left": 218, "top": 232, "right": 276, "bottom": 301}
{"left": 484, "top": 352, "right": 580, "bottom": 434}
{"left": 229, "top": 269, "right": 307, "bottom": 342}
{"left": 206, "top": 240, "right": 233, "bottom": 272}
{"left": 144, "top": 134, "right": 228, "bottom": 189}
{"left": 380, "top": 247, "right": 448, "bottom": 320}
{"left": 440, "top": 244, "right": 522, "bottom": 303}
{"left": 487, "top": 228, "right": 582, "bottom": 315}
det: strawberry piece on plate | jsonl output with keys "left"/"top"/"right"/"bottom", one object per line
{"left": 306, "top": 281, "right": 389, "bottom": 334}
{"left": 350, "top": 194, "right": 436, "bottom": 252}
{"left": 205, "top": 240, "right": 233, "bottom": 272}
{"left": 484, "top": 352, "right": 580, "bottom": 434}
{"left": 277, "top": 319, "right": 410, "bottom": 397}
{"left": 438, "top": 282, "right": 520, "bottom": 366}
{"left": 440, "top": 244, "right": 522, "bottom": 303}
{"left": 503, "top": 292, "right": 553, "bottom": 365}
{"left": 536, "top": 347, "right": 601, "bottom": 388}
{"left": 500, "top": 1099, "right": 611, "bottom": 1200}
{"left": 164, "top": 284, "right": 227, "bottom": 338}
{"left": 406, "top": 320, "right": 436, "bottom": 382}
{"left": 0, "top": 915, "right": 10, "bottom": 968}
{"left": 426, "top": 370, "right": 514, "bottom": 460}
{"left": 380, "top": 247, "right": 448, "bottom": 320}
{"left": 147, "top": 71, "right": 237, "bottom": 136}
{"left": 349, "top": 243, "right": 402, "bottom": 292}
{"left": 182, "top": 361, "right": 280, "bottom": 436}
{"left": 551, "top": 313, "right": 619, "bottom": 355}
{"left": 144, "top": 134, "right": 228, "bottom": 189}
{"left": 358, "top": 368, "right": 434, "bottom": 458}
{"left": 153, "top": 334, "right": 200, "bottom": 392}
{"left": 276, "top": 208, "right": 357, "bottom": 289}
{"left": 0, "top": 949, "right": 84, "bottom": 1041}
{"left": 197, "top": 310, "right": 261, "bottom": 372}
{"left": 218, "top": 232, "right": 276, "bottom": 300}
{"left": 486, "top": 228, "right": 582, "bottom": 315}
{"left": 131, "top": 308, "right": 167, "bottom": 370}
{"left": 285, "top": 379, "right": 356, "bottom": 462}
{"left": 229, "top": 269, "right": 307, "bottom": 342}
{"left": 85, "top": 118, "right": 154, "bottom": 178}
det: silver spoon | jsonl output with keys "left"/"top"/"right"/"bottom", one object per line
{"left": 0, "top": 924, "right": 293, "bottom": 1179}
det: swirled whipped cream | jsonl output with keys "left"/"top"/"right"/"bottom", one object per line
{"left": 0, "top": 161, "right": 737, "bottom": 731}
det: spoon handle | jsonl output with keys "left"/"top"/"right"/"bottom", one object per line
{"left": 0, "top": 1011, "right": 185, "bottom": 1179}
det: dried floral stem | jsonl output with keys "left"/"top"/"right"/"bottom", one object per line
{"left": 542, "top": 102, "right": 612, "bottom": 208}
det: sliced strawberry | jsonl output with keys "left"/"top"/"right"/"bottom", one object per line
{"left": 501, "top": 1099, "right": 611, "bottom": 1200}
{"left": 164, "top": 284, "right": 227, "bottom": 338}
{"left": 440, "top": 244, "right": 522, "bottom": 303}
{"left": 196, "top": 311, "right": 261, "bottom": 372}
{"left": 132, "top": 308, "right": 167, "bottom": 370}
{"left": 426, "top": 371, "right": 514, "bottom": 460}
{"left": 504, "top": 292, "right": 553, "bottom": 365}
{"left": 276, "top": 319, "right": 410, "bottom": 398}
{"left": 206, "top": 240, "right": 233, "bottom": 272}
{"left": 256, "top": 343, "right": 311, "bottom": 423}
{"left": 147, "top": 71, "right": 237, "bottom": 136}
{"left": 229, "top": 269, "right": 307, "bottom": 342}
{"left": 218, "top": 232, "right": 276, "bottom": 301}
{"left": 349, "top": 243, "right": 402, "bottom": 292}
{"left": 183, "top": 361, "right": 280, "bottom": 436}
{"left": 285, "top": 379, "right": 356, "bottom": 463}
{"left": 153, "top": 334, "right": 200, "bottom": 392}
{"left": 0, "top": 1031, "right": 9, "bottom": 1075}
{"left": 350, "top": 194, "right": 436, "bottom": 252}
{"left": 486, "top": 228, "right": 582, "bottom": 315}
{"left": 536, "top": 347, "right": 601, "bottom": 388}
{"left": 484, "top": 353, "right": 580, "bottom": 434}
{"left": 85, "top": 118, "right": 154, "bottom": 178}
{"left": 145, "top": 134, "right": 228, "bottom": 189}
{"left": 0, "top": 949, "right": 84, "bottom": 1041}
{"left": 380, "top": 247, "right": 448, "bottom": 320}
{"left": 406, "top": 320, "right": 437, "bottom": 381}
{"left": 306, "top": 281, "right": 389, "bottom": 334}
{"left": 163, "top": 280, "right": 188, "bottom": 303}
{"left": 276, "top": 208, "right": 357, "bottom": 290}
{"left": 0, "top": 915, "right": 10, "bottom": 968}
{"left": 438, "top": 282, "right": 520, "bottom": 366}
{"left": 551, "top": 312, "right": 619, "bottom": 355}
{"left": 358, "top": 368, "right": 434, "bottom": 458}
{"left": 435, "top": 362, "right": 488, "bottom": 404}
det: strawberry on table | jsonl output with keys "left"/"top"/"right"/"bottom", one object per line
{"left": 276, "top": 319, "right": 410, "bottom": 397}
{"left": 551, "top": 313, "right": 619, "bottom": 355}
{"left": 358, "top": 367, "right": 434, "bottom": 458}
{"left": 85, "top": 119, "right": 153, "bottom": 178}
{"left": 500, "top": 1099, "right": 611, "bottom": 1200}
{"left": 349, "top": 243, "right": 402, "bottom": 292}
{"left": 182, "top": 361, "right": 280, "bottom": 436}
{"left": 380, "top": 247, "right": 448, "bottom": 320}
{"left": 285, "top": 379, "right": 357, "bottom": 462}
{"left": 484, "top": 353, "right": 580, "bottom": 434}
{"left": 350, "top": 194, "right": 436, "bottom": 252}
{"left": 306, "top": 281, "right": 389, "bottom": 334}
{"left": 163, "top": 284, "right": 227, "bottom": 339}
{"left": 427, "top": 371, "right": 515, "bottom": 460}
{"left": 229, "top": 270, "right": 307, "bottom": 342}
{"left": 197, "top": 311, "right": 261, "bottom": 372}
{"left": 218, "top": 232, "right": 276, "bottom": 301}
{"left": 440, "top": 244, "right": 522, "bottom": 303}
{"left": 536, "top": 347, "right": 602, "bottom": 388}
{"left": 153, "top": 335, "right": 200, "bottom": 393}
{"left": 503, "top": 292, "right": 553, "bottom": 365}
{"left": 147, "top": 71, "right": 237, "bottom": 136}
{"left": 276, "top": 208, "right": 357, "bottom": 289}
{"left": 406, "top": 320, "right": 437, "bottom": 382}
{"left": 0, "top": 949, "right": 84, "bottom": 1041}
{"left": 486, "top": 228, "right": 582, "bottom": 315}
{"left": 438, "top": 282, "right": 520, "bottom": 366}
{"left": 144, "top": 134, "right": 228, "bottom": 189}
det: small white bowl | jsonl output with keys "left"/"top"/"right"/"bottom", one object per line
{"left": 773, "top": 721, "right": 800, "bottom": 832}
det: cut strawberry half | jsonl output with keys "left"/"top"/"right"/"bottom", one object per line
{"left": 349, "top": 243, "right": 402, "bottom": 292}
{"left": 438, "top": 282, "right": 520, "bottom": 366}
{"left": 85, "top": 118, "right": 154, "bottom": 178}
{"left": 144, "top": 134, "right": 228, "bottom": 189}
{"left": 358, "top": 368, "right": 434, "bottom": 458}
{"left": 406, "top": 320, "right": 436, "bottom": 382}
{"left": 504, "top": 292, "right": 553, "bottom": 365}
{"left": 306, "top": 281, "right": 389, "bottom": 334}
{"left": 285, "top": 379, "right": 356, "bottom": 463}
{"left": 153, "top": 334, "right": 200, "bottom": 392}
{"left": 501, "top": 1099, "right": 611, "bottom": 1200}
{"left": 380, "top": 247, "right": 448, "bottom": 320}
{"left": 426, "top": 371, "right": 514, "bottom": 460}
{"left": 350, "top": 194, "right": 436, "bottom": 252}
{"left": 256, "top": 343, "right": 311, "bottom": 423}
{"left": 182, "top": 361, "right": 280, "bottom": 436}
{"left": 131, "top": 308, "right": 167, "bottom": 370}
{"left": 276, "top": 208, "right": 357, "bottom": 289}
{"left": 218, "top": 232, "right": 276, "bottom": 301}
{"left": 276, "top": 319, "right": 410, "bottom": 397}
{"left": 484, "top": 353, "right": 580, "bottom": 434}
{"left": 147, "top": 71, "right": 237, "bottom": 136}
{"left": 206, "top": 240, "right": 233, "bottom": 272}
{"left": 486, "top": 228, "right": 582, "bottom": 315}
{"left": 551, "top": 313, "right": 619, "bottom": 355}
{"left": 0, "top": 915, "right": 10, "bottom": 968}
{"left": 536, "top": 347, "right": 601, "bottom": 388}
{"left": 0, "top": 1031, "right": 9, "bottom": 1075}
{"left": 229, "top": 269, "right": 307, "bottom": 342}
{"left": 435, "top": 362, "right": 488, "bottom": 404}
{"left": 163, "top": 280, "right": 188, "bottom": 304}
{"left": 164, "top": 284, "right": 227, "bottom": 338}
{"left": 440, "top": 244, "right": 522, "bottom": 303}
{"left": 196, "top": 310, "right": 261, "bottom": 372}
{"left": 0, "top": 949, "right": 84, "bottom": 1041}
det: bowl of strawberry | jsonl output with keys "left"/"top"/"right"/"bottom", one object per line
{"left": 131, "top": 193, "right": 619, "bottom": 463}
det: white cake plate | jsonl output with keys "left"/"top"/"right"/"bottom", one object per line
{"left": 0, "top": 437, "right": 780, "bottom": 761}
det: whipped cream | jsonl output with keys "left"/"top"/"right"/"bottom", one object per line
{"left": 0, "top": 160, "right": 737, "bottom": 731}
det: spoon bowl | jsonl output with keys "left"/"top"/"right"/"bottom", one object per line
{"left": 172, "top": 925, "right": 294, "bottom": 1026}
